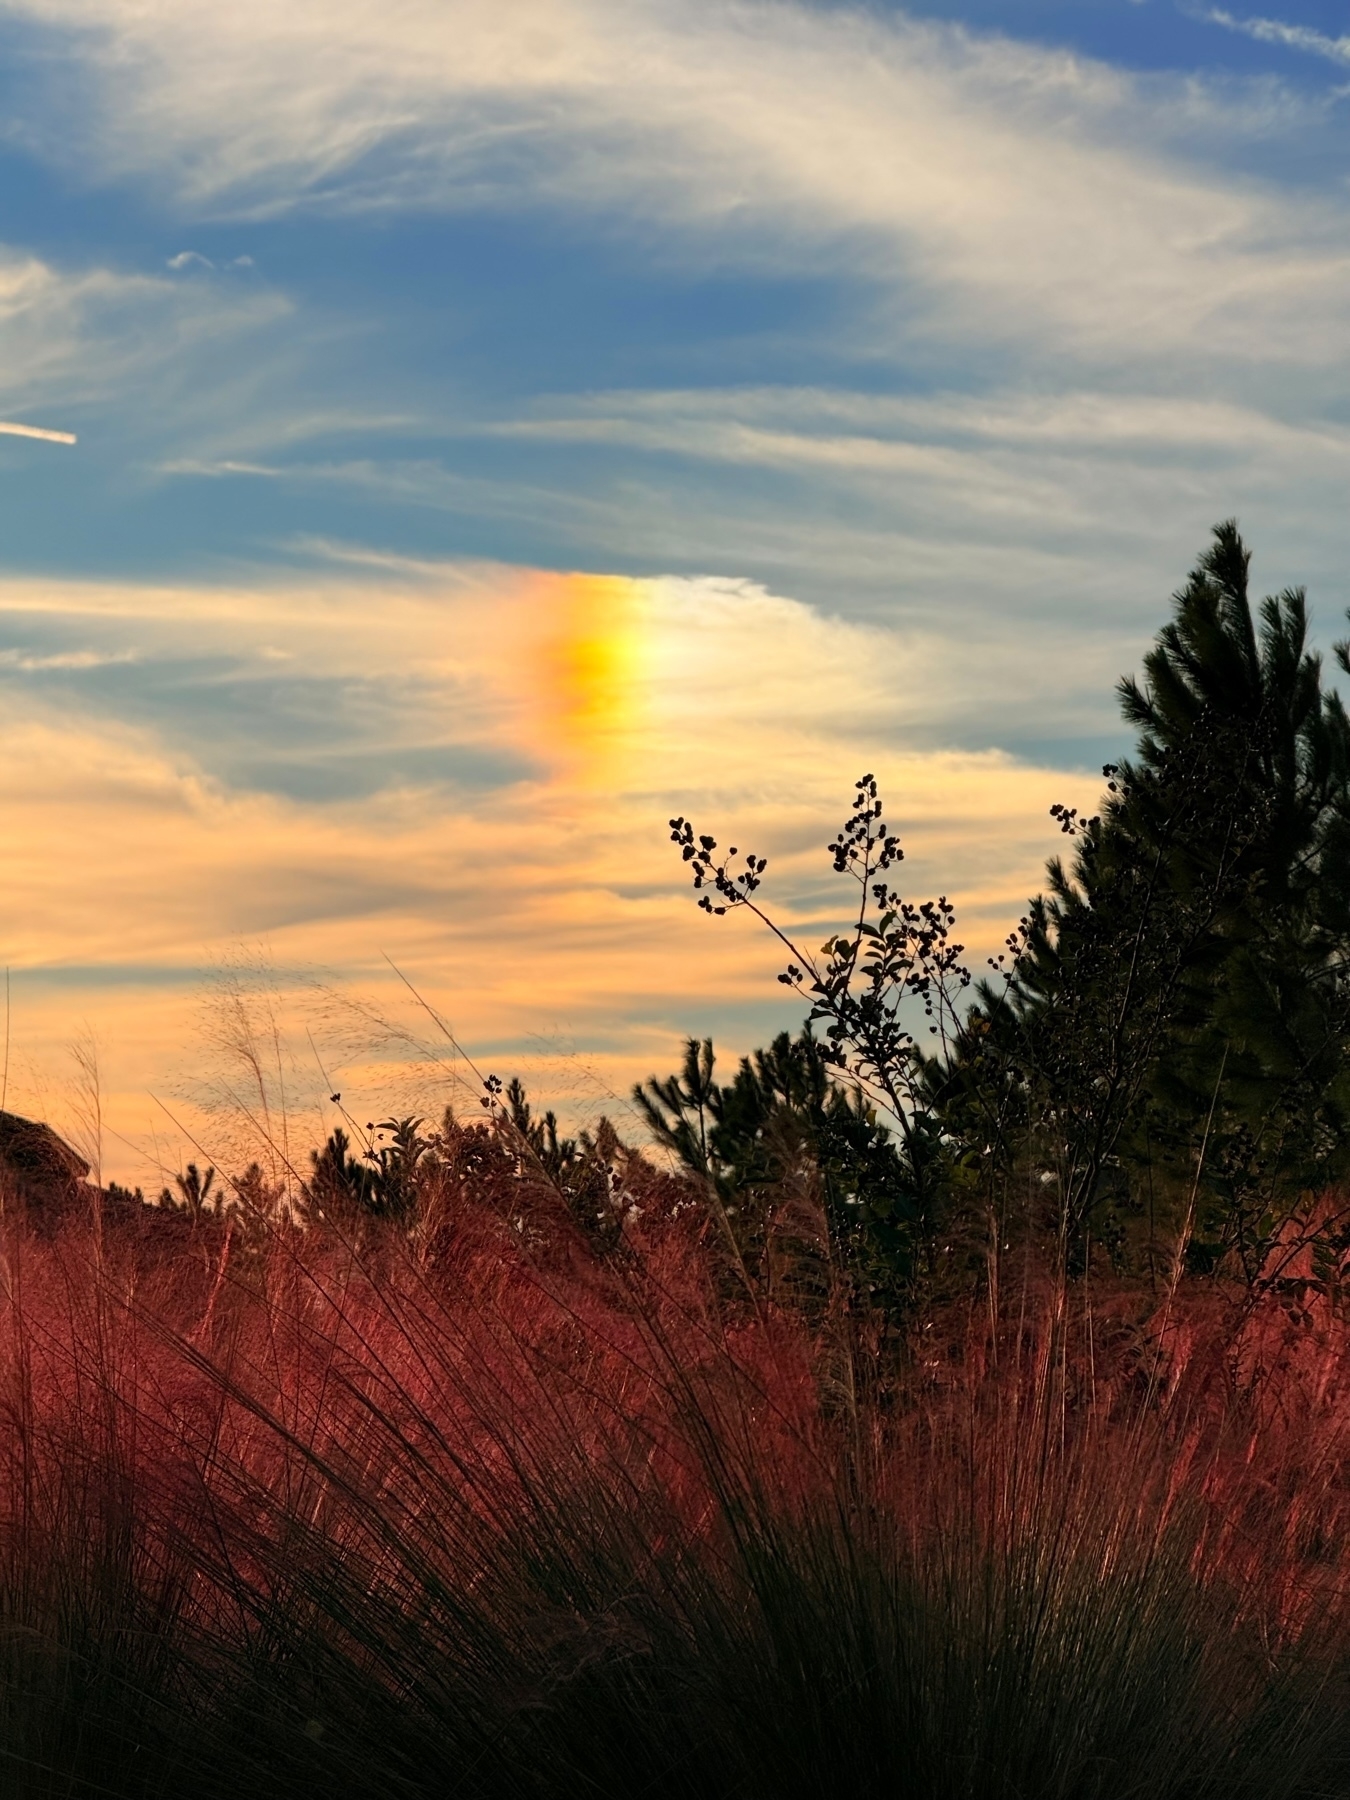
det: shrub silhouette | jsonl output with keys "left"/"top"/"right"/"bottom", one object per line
{"left": 634, "top": 1027, "right": 917, "bottom": 1310}
{"left": 672, "top": 524, "right": 1350, "bottom": 1291}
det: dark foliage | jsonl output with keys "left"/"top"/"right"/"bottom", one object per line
{"left": 633, "top": 1028, "right": 917, "bottom": 1307}
{"left": 300, "top": 1118, "right": 432, "bottom": 1231}
{"left": 973, "top": 522, "right": 1350, "bottom": 1272}
{"left": 670, "top": 525, "right": 1350, "bottom": 1291}
{"left": 503, "top": 1078, "right": 632, "bottom": 1250}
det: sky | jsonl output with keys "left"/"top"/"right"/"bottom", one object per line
{"left": 1, "top": 0, "right": 1350, "bottom": 1186}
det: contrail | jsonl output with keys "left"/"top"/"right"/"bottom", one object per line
{"left": 0, "top": 420, "right": 76, "bottom": 445}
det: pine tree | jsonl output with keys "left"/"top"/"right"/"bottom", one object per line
{"left": 634, "top": 1027, "right": 917, "bottom": 1305}
{"left": 978, "top": 523, "right": 1350, "bottom": 1271}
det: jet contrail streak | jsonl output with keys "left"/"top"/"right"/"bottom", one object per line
{"left": 0, "top": 420, "right": 76, "bottom": 445}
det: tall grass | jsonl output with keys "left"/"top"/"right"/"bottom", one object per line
{"left": 0, "top": 1172, "right": 1347, "bottom": 1798}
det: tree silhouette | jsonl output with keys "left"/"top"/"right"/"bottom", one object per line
{"left": 976, "top": 522, "right": 1350, "bottom": 1270}
{"left": 669, "top": 524, "right": 1350, "bottom": 1288}
{"left": 636, "top": 1027, "right": 917, "bottom": 1306}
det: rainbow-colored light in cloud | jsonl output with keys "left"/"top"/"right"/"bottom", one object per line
{"left": 0, "top": 559, "right": 1096, "bottom": 1188}
{"left": 524, "top": 571, "right": 648, "bottom": 776}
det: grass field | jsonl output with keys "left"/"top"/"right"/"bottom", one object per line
{"left": 0, "top": 1142, "right": 1346, "bottom": 1800}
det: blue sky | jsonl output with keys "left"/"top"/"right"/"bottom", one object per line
{"left": 1, "top": 0, "right": 1349, "bottom": 1177}
{"left": 2, "top": 1, "right": 1348, "bottom": 636}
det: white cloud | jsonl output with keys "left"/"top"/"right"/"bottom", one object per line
{"left": 166, "top": 248, "right": 214, "bottom": 269}
{"left": 487, "top": 385, "right": 1350, "bottom": 527}
{"left": 0, "top": 243, "right": 287, "bottom": 422}
{"left": 157, "top": 456, "right": 283, "bottom": 476}
{"left": 1, "top": 0, "right": 1346, "bottom": 366}
{"left": 1205, "top": 9, "right": 1350, "bottom": 67}
{"left": 0, "top": 418, "right": 76, "bottom": 443}
{"left": 209, "top": 386, "right": 1350, "bottom": 684}
{"left": 0, "top": 645, "right": 137, "bottom": 668}
{"left": 538, "top": 385, "right": 1350, "bottom": 454}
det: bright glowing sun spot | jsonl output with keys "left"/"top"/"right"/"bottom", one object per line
{"left": 526, "top": 572, "right": 647, "bottom": 776}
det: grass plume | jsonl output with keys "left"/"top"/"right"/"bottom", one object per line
{"left": 0, "top": 1130, "right": 1345, "bottom": 1798}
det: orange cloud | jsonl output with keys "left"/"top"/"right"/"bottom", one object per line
{"left": 523, "top": 572, "right": 646, "bottom": 778}
{"left": 0, "top": 562, "right": 1099, "bottom": 1187}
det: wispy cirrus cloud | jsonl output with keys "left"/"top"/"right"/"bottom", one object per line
{"left": 166, "top": 249, "right": 254, "bottom": 270}
{"left": 0, "top": 418, "right": 76, "bottom": 443}
{"left": 1204, "top": 9, "right": 1350, "bottom": 68}
{"left": 0, "top": 645, "right": 136, "bottom": 669}
{"left": 0, "top": 244, "right": 287, "bottom": 429}
{"left": 2, "top": 0, "right": 1346, "bottom": 621}
{"left": 484, "top": 384, "right": 1350, "bottom": 540}
{"left": 1, "top": 0, "right": 1348, "bottom": 1187}
{"left": 0, "top": 556, "right": 1100, "bottom": 1183}
{"left": 0, "top": 0, "right": 1346, "bottom": 369}
{"left": 158, "top": 456, "right": 284, "bottom": 477}
{"left": 178, "top": 384, "right": 1348, "bottom": 691}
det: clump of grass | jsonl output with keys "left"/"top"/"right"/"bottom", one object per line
{"left": 0, "top": 1230, "right": 221, "bottom": 1798}
{"left": 0, "top": 1172, "right": 1346, "bottom": 1798}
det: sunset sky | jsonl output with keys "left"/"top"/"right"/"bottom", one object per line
{"left": 1, "top": 0, "right": 1350, "bottom": 1185}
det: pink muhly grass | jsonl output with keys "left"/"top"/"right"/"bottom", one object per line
{"left": 0, "top": 1180, "right": 1345, "bottom": 1797}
